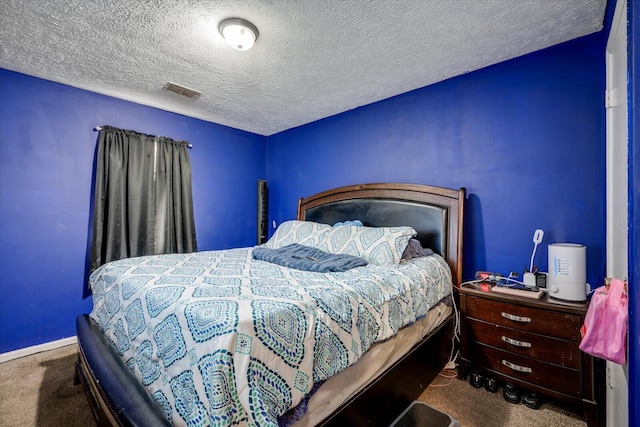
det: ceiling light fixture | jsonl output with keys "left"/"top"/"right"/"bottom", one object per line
{"left": 219, "top": 18, "right": 259, "bottom": 51}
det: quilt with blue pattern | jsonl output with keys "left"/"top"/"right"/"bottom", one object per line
{"left": 89, "top": 247, "right": 452, "bottom": 427}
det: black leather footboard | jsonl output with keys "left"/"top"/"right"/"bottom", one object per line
{"left": 76, "top": 312, "right": 453, "bottom": 427}
{"left": 75, "top": 314, "right": 169, "bottom": 427}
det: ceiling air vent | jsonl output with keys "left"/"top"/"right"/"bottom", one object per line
{"left": 163, "top": 82, "right": 201, "bottom": 99}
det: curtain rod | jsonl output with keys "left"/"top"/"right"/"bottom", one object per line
{"left": 93, "top": 126, "right": 193, "bottom": 148}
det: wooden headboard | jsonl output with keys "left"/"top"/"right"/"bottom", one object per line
{"left": 297, "top": 183, "right": 465, "bottom": 286}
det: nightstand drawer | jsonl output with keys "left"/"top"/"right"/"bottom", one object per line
{"left": 467, "top": 318, "right": 581, "bottom": 369}
{"left": 466, "top": 296, "right": 582, "bottom": 341}
{"left": 468, "top": 342, "right": 582, "bottom": 397}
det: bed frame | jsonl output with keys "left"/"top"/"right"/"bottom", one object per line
{"left": 75, "top": 182, "right": 465, "bottom": 427}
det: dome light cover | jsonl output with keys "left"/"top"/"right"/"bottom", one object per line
{"left": 219, "top": 18, "right": 259, "bottom": 51}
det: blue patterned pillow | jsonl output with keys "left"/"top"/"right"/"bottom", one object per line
{"left": 262, "top": 220, "right": 332, "bottom": 249}
{"left": 317, "top": 225, "right": 416, "bottom": 265}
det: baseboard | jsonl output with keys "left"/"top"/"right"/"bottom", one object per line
{"left": 0, "top": 336, "right": 78, "bottom": 364}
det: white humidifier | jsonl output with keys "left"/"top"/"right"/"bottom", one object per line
{"left": 547, "top": 243, "right": 587, "bottom": 302}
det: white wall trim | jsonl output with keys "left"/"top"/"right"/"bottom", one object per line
{"left": 0, "top": 336, "right": 78, "bottom": 364}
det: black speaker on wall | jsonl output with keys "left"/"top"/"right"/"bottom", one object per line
{"left": 257, "top": 180, "right": 268, "bottom": 244}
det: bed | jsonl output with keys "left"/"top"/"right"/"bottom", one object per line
{"left": 75, "top": 182, "right": 465, "bottom": 427}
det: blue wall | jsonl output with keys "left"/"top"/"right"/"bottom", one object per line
{"left": 267, "top": 34, "right": 606, "bottom": 287}
{"left": 0, "top": 69, "right": 266, "bottom": 353}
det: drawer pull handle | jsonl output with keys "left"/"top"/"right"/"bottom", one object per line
{"left": 501, "top": 312, "right": 531, "bottom": 323}
{"left": 502, "top": 360, "right": 533, "bottom": 373}
{"left": 502, "top": 336, "right": 531, "bottom": 348}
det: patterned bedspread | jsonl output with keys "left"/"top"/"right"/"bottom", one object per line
{"left": 89, "top": 247, "right": 452, "bottom": 427}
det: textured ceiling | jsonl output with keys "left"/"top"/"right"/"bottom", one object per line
{"left": 0, "top": 0, "right": 606, "bottom": 136}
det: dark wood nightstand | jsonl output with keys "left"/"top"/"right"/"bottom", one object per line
{"left": 457, "top": 284, "right": 605, "bottom": 426}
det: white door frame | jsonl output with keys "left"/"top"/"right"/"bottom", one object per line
{"left": 605, "top": 0, "right": 629, "bottom": 426}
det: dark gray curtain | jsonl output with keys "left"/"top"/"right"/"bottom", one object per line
{"left": 90, "top": 126, "right": 197, "bottom": 272}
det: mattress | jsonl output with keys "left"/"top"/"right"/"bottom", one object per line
{"left": 292, "top": 301, "right": 452, "bottom": 426}
{"left": 89, "top": 247, "right": 453, "bottom": 426}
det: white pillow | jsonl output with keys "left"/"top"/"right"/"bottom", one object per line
{"left": 262, "top": 220, "right": 332, "bottom": 249}
{"left": 317, "top": 225, "right": 416, "bottom": 265}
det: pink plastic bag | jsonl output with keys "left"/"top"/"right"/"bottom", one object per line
{"left": 579, "top": 278, "right": 628, "bottom": 364}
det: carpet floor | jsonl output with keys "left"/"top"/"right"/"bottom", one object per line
{"left": 419, "top": 370, "right": 586, "bottom": 427}
{"left": 0, "top": 344, "right": 587, "bottom": 426}
{"left": 0, "top": 344, "right": 93, "bottom": 427}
